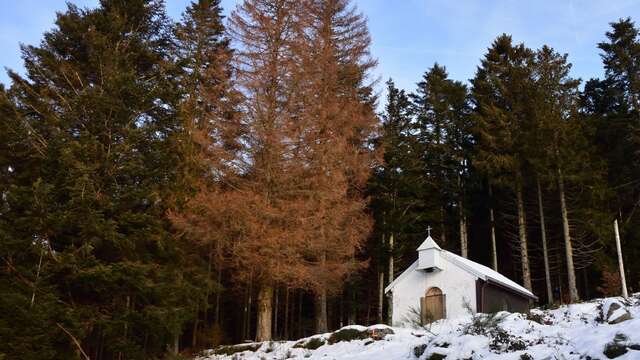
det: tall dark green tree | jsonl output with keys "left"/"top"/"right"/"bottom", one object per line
{"left": 472, "top": 35, "right": 535, "bottom": 291}
{"left": 582, "top": 18, "right": 640, "bottom": 290}
{"left": 529, "top": 45, "right": 606, "bottom": 303}
{"left": 0, "top": 1, "right": 203, "bottom": 358}
{"left": 410, "top": 64, "right": 473, "bottom": 256}
{"left": 369, "top": 79, "right": 426, "bottom": 323}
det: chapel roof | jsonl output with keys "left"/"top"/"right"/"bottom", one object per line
{"left": 385, "top": 235, "right": 537, "bottom": 301}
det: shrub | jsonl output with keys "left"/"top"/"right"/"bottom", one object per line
{"left": 463, "top": 312, "right": 505, "bottom": 336}
{"left": 489, "top": 328, "right": 527, "bottom": 352}
{"left": 403, "top": 306, "right": 425, "bottom": 328}
{"left": 526, "top": 312, "right": 546, "bottom": 325}
{"left": 413, "top": 344, "right": 428, "bottom": 358}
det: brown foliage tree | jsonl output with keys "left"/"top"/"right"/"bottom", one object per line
{"left": 172, "top": 0, "right": 378, "bottom": 342}
{"left": 293, "top": 0, "right": 379, "bottom": 333}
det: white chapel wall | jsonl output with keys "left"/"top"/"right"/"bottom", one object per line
{"left": 391, "top": 255, "right": 477, "bottom": 327}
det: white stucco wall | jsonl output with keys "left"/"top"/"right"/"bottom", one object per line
{"left": 390, "top": 255, "right": 478, "bottom": 327}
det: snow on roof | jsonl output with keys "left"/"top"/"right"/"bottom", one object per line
{"left": 385, "top": 245, "right": 537, "bottom": 300}
{"left": 385, "top": 260, "right": 418, "bottom": 293}
{"left": 444, "top": 251, "right": 537, "bottom": 300}
{"left": 417, "top": 236, "right": 441, "bottom": 251}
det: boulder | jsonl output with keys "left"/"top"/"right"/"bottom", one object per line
{"left": 368, "top": 325, "right": 395, "bottom": 340}
{"left": 602, "top": 299, "right": 633, "bottom": 324}
{"left": 608, "top": 309, "right": 632, "bottom": 324}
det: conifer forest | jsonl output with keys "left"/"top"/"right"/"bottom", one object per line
{"left": 1, "top": 0, "right": 640, "bottom": 358}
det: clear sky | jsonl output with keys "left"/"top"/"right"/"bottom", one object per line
{"left": 1, "top": 0, "right": 639, "bottom": 95}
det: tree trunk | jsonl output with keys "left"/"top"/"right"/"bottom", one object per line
{"left": 387, "top": 233, "right": 394, "bottom": 325}
{"left": 377, "top": 271, "right": 384, "bottom": 323}
{"left": 244, "top": 276, "right": 253, "bottom": 340}
{"left": 204, "top": 244, "right": 212, "bottom": 324}
{"left": 315, "top": 248, "right": 329, "bottom": 333}
{"left": 284, "top": 287, "right": 290, "bottom": 339}
{"left": 489, "top": 184, "right": 498, "bottom": 271}
{"left": 172, "top": 333, "right": 179, "bottom": 355}
{"left": 440, "top": 206, "right": 447, "bottom": 244}
{"left": 558, "top": 166, "right": 579, "bottom": 302}
{"left": 613, "top": 219, "right": 628, "bottom": 298}
{"left": 459, "top": 210, "right": 468, "bottom": 258}
{"left": 30, "top": 247, "right": 44, "bottom": 308}
{"left": 298, "top": 290, "right": 303, "bottom": 338}
{"left": 459, "top": 175, "right": 468, "bottom": 258}
{"left": 192, "top": 303, "right": 199, "bottom": 348}
{"left": 255, "top": 284, "right": 274, "bottom": 342}
{"left": 348, "top": 289, "right": 356, "bottom": 325}
{"left": 339, "top": 292, "right": 344, "bottom": 328}
{"left": 516, "top": 171, "right": 532, "bottom": 291}
{"left": 536, "top": 176, "right": 554, "bottom": 304}
{"left": 241, "top": 287, "right": 247, "bottom": 340}
{"left": 122, "top": 295, "right": 131, "bottom": 359}
{"left": 273, "top": 286, "right": 279, "bottom": 338}
{"left": 582, "top": 268, "right": 590, "bottom": 300}
{"left": 214, "top": 267, "right": 222, "bottom": 324}
{"left": 377, "top": 232, "right": 385, "bottom": 324}
{"left": 314, "top": 288, "right": 328, "bottom": 333}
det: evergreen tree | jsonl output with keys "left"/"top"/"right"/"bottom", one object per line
{"left": 471, "top": 35, "right": 535, "bottom": 291}
{"left": 0, "top": 1, "right": 200, "bottom": 357}
{"left": 411, "top": 64, "right": 473, "bottom": 256}
{"left": 529, "top": 45, "right": 597, "bottom": 303}
{"left": 369, "top": 79, "right": 426, "bottom": 324}
{"left": 583, "top": 18, "right": 640, "bottom": 290}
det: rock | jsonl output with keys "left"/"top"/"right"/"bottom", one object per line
{"left": 368, "top": 325, "right": 395, "bottom": 340}
{"left": 607, "top": 310, "right": 632, "bottom": 324}
{"left": 603, "top": 342, "right": 627, "bottom": 359}
{"left": 608, "top": 308, "right": 632, "bottom": 324}
{"left": 602, "top": 299, "right": 633, "bottom": 324}
{"left": 605, "top": 301, "right": 622, "bottom": 317}
{"left": 426, "top": 353, "right": 447, "bottom": 360}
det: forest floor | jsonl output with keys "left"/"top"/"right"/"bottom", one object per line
{"left": 196, "top": 293, "right": 640, "bottom": 359}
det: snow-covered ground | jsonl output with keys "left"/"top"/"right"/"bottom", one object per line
{"left": 197, "top": 294, "right": 640, "bottom": 359}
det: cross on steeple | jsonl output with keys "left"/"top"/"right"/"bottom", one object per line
{"left": 427, "top": 225, "right": 432, "bottom": 237}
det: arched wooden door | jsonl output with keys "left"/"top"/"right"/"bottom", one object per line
{"left": 420, "top": 287, "right": 446, "bottom": 324}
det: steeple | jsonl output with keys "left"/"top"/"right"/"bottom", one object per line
{"left": 417, "top": 235, "right": 441, "bottom": 251}
{"left": 416, "top": 227, "right": 444, "bottom": 271}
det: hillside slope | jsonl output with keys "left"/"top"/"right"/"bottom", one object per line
{"left": 197, "top": 294, "right": 640, "bottom": 359}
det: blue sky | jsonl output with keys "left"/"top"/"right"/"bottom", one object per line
{"left": 1, "top": 0, "right": 639, "bottom": 95}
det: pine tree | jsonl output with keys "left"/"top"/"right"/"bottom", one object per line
{"left": 369, "top": 79, "right": 426, "bottom": 324}
{"left": 411, "top": 64, "right": 472, "bottom": 256}
{"left": 583, "top": 18, "right": 640, "bottom": 290}
{"left": 529, "top": 46, "right": 583, "bottom": 302}
{"left": 1, "top": 1, "right": 199, "bottom": 357}
{"left": 471, "top": 35, "right": 535, "bottom": 291}
{"left": 599, "top": 18, "right": 640, "bottom": 112}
